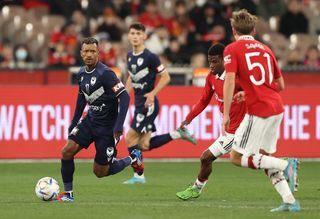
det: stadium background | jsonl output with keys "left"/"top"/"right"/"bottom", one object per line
{"left": 0, "top": 0, "right": 319, "bottom": 159}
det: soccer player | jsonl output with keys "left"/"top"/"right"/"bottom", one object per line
{"left": 56, "top": 37, "right": 142, "bottom": 202}
{"left": 222, "top": 10, "right": 300, "bottom": 212}
{"left": 176, "top": 43, "right": 247, "bottom": 200}
{"left": 123, "top": 23, "right": 197, "bottom": 184}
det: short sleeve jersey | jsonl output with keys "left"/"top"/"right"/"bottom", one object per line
{"left": 186, "top": 72, "right": 246, "bottom": 134}
{"left": 224, "top": 35, "right": 284, "bottom": 117}
{"left": 127, "top": 48, "right": 165, "bottom": 111}
{"left": 77, "top": 61, "right": 125, "bottom": 127}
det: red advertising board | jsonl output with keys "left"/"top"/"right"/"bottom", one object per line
{"left": 0, "top": 86, "right": 319, "bottom": 159}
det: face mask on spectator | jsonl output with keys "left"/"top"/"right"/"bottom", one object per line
{"left": 16, "top": 49, "right": 27, "bottom": 60}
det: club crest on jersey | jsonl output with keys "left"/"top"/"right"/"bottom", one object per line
{"left": 137, "top": 58, "right": 144, "bottom": 66}
{"left": 91, "top": 77, "right": 96, "bottom": 86}
{"left": 131, "top": 64, "right": 137, "bottom": 74}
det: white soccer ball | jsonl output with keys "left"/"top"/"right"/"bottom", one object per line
{"left": 35, "top": 177, "right": 60, "bottom": 201}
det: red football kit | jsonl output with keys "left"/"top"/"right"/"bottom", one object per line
{"left": 224, "top": 35, "right": 284, "bottom": 117}
{"left": 186, "top": 72, "right": 246, "bottom": 134}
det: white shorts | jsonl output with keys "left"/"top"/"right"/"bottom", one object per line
{"left": 233, "top": 113, "right": 283, "bottom": 156}
{"left": 208, "top": 132, "right": 234, "bottom": 157}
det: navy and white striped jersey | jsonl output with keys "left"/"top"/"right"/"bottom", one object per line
{"left": 127, "top": 48, "right": 165, "bottom": 110}
{"left": 76, "top": 61, "right": 125, "bottom": 127}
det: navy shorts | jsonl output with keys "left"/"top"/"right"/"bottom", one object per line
{"left": 68, "top": 117, "right": 117, "bottom": 165}
{"left": 131, "top": 99, "right": 159, "bottom": 133}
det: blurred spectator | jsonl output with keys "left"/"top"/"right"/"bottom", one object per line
{"left": 145, "top": 25, "right": 169, "bottom": 55}
{"left": 222, "top": 0, "right": 257, "bottom": 19}
{"left": 0, "top": 39, "right": 13, "bottom": 68}
{"left": 286, "top": 48, "right": 303, "bottom": 66}
{"left": 41, "top": 0, "right": 82, "bottom": 18}
{"left": 163, "top": 37, "right": 189, "bottom": 65}
{"left": 48, "top": 40, "right": 75, "bottom": 66}
{"left": 71, "top": 10, "right": 89, "bottom": 38}
{"left": 119, "top": 0, "right": 146, "bottom": 20}
{"left": 138, "top": 0, "right": 167, "bottom": 32}
{"left": 0, "top": 0, "right": 22, "bottom": 8}
{"left": 256, "top": 0, "right": 286, "bottom": 20}
{"left": 87, "top": 0, "right": 115, "bottom": 19}
{"left": 12, "top": 44, "right": 34, "bottom": 68}
{"left": 303, "top": 45, "right": 320, "bottom": 68}
{"left": 167, "top": 0, "right": 194, "bottom": 45}
{"left": 97, "top": 34, "right": 117, "bottom": 67}
{"left": 49, "top": 21, "right": 78, "bottom": 53}
{"left": 190, "top": 52, "right": 206, "bottom": 68}
{"left": 96, "top": 6, "right": 124, "bottom": 42}
{"left": 22, "top": 0, "right": 48, "bottom": 10}
{"left": 203, "top": 24, "right": 231, "bottom": 50}
{"left": 279, "top": 0, "right": 309, "bottom": 38}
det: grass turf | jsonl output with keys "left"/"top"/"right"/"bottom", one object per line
{"left": 0, "top": 161, "right": 319, "bottom": 219}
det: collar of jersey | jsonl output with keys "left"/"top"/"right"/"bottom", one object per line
{"left": 132, "top": 49, "right": 144, "bottom": 56}
{"left": 85, "top": 68, "right": 96, "bottom": 74}
{"left": 238, "top": 35, "right": 254, "bottom": 40}
{"left": 216, "top": 71, "right": 226, "bottom": 80}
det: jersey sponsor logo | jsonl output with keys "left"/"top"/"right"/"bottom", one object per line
{"left": 132, "top": 82, "right": 148, "bottom": 89}
{"left": 83, "top": 86, "right": 105, "bottom": 103}
{"left": 112, "top": 81, "right": 124, "bottom": 93}
{"left": 224, "top": 54, "right": 231, "bottom": 64}
{"left": 88, "top": 103, "right": 106, "bottom": 112}
{"left": 90, "top": 76, "right": 96, "bottom": 86}
{"left": 137, "top": 57, "right": 144, "bottom": 66}
{"left": 157, "top": 64, "right": 165, "bottom": 73}
{"left": 129, "top": 67, "right": 149, "bottom": 82}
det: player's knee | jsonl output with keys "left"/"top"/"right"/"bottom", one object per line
{"left": 93, "top": 168, "right": 106, "bottom": 178}
{"left": 61, "top": 147, "right": 74, "bottom": 160}
{"left": 200, "top": 150, "right": 215, "bottom": 165}
{"left": 229, "top": 151, "right": 241, "bottom": 166}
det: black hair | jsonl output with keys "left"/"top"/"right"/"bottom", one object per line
{"left": 81, "top": 37, "right": 99, "bottom": 47}
{"left": 208, "top": 43, "right": 225, "bottom": 57}
{"left": 129, "top": 23, "right": 146, "bottom": 32}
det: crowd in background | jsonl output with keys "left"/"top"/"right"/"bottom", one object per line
{"left": 0, "top": 0, "right": 319, "bottom": 72}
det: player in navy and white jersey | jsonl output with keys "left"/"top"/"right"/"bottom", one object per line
{"left": 56, "top": 37, "right": 142, "bottom": 202}
{"left": 123, "top": 23, "right": 197, "bottom": 184}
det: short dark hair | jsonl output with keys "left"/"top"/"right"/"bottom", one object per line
{"left": 129, "top": 23, "right": 146, "bottom": 32}
{"left": 81, "top": 37, "right": 99, "bottom": 48}
{"left": 208, "top": 43, "right": 225, "bottom": 57}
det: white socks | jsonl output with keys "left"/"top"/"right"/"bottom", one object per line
{"left": 266, "top": 169, "right": 295, "bottom": 204}
{"left": 169, "top": 130, "right": 181, "bottom": 139}
{"left": 241, "top": 154, "right": 288, "bottom": 171}
{"left": 192, "top": 179, "right": 207, "bottom": 192}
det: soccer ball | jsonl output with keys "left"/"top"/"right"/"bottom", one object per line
{"left": 35, "top": 177, "right": 60, "bottom": 201}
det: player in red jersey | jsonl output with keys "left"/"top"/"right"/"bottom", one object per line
{"left": 176, "top": 43, "right": 246, "bottom": 200}
{"left": 222, "top": 9, "right": 300, "bottom": 212}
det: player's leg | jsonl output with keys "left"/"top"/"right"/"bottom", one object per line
{"left": 56, "top": 118, "right": 93, "bottom": 202}
{"left": 56, "top": 139, "right": 82, "bottom": 202}
{"left": 177, "top": 133, "right": 234, "bottom": 200}
{"left": 93, "top": 134, "right": 142, "bottom": 178}
{"left": 230, "top": 114, "right": 288, "bottom": 171}
{"left": 123, "top": 128, "right": 146, "bottom": 184}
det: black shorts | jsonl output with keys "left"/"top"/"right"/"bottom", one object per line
{"left": 131, "top": 99, "right": 159, "bottom": 133}
{"left": 68, "top": 117, "right": 117, "bottom": 165}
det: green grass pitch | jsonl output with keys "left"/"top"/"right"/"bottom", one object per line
{"left": 0, "top": 161, "right": 319, "bottom": 219}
